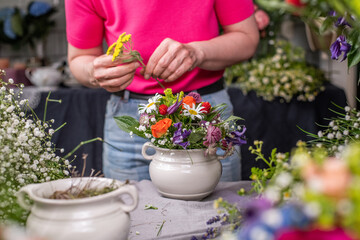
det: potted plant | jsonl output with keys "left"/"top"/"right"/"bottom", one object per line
{"left": 115, "top": 89, "right": 247, "bottom": 200}
{"left": 16, "top": 177, "right": 138, "bottom": 240}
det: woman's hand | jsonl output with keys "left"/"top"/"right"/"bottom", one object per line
{"left": 91, "top": 54, "right": 140, "bottom": 92}
{"left": 143, "top": 38, "right": 204, "bottom": 83}
{"left": 67, "top": 44, "right": 140, "bottom": 92}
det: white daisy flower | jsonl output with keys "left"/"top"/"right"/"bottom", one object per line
{"left": 138, "top": 93, "right": 161, "bottom": 114}
{"left": 182, "top": 103, "right": 205, "bottom": 120}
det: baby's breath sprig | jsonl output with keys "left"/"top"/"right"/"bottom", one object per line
{"left": 106, "top": 32, "right": 165, "bottom": 90}
{"left": 0, "top": 70, "right": 72, "bottom": 225}
{"left": 300, "top": 103, "right": 360, "bottom": 155}
{"left": 225, "top": 40, "right": 328, "bottom": 103}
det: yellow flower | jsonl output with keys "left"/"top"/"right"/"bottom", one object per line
{"left": 106, "top": 42, "right": 117, "bottom": 55}
{"left": 106, "top": 32, "right": 132, "bottom": 61}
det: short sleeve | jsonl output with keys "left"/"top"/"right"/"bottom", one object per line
{"left": 215, "top": 0, "right": 255, "bottom": 26}
{"left": 65, "top": 0, "right": 104, "bottom": 49}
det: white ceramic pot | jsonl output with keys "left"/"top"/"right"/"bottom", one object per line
{"left": 142, "top": 142, "right": 222, "bottom": 200}
{"left": 16, "top": 177, "right": 138, "bottom": 240}
{"left": 25, "top": 67, "right": 63, "bottom": 87}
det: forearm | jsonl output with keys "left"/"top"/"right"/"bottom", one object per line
{"left": 69, "top": 55, "right": 98, "bottom": 88}
{"left": 189, "top": 16, "right": 259, "bottom": 71}
{"left": 67, "top": 44, "right": 103, "bottom": 88}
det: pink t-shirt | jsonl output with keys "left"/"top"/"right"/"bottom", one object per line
{"left": 65, "top": 0, "right": 254, "bottom": 94}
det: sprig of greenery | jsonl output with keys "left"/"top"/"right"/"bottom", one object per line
{"left": 249, "top": 141, "right": 290, "bottom": 194}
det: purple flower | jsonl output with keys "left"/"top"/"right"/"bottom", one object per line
{"left": 225, "top": 127, "right": 247, "bottom": 146}
{"left": 172, "top": 122, "right": 191, "bottom": 149}
{"left": 243, "top": 198, "right": 272, "bottom": 223}
{"left": 335, "top": 17, "right": 351, "bottom": 27}
{"left": 187, "top": 92, "right": 202, "bottom": 103}
{"left": 203, "top": 125, "right": 222, "bottom": 147}
{"left": 167, "top": 96, "right": 182, "bottom": 115}
{"left": 329, "top": 11, "right": 351, "bottom": 27}
{"left": 330, "top": 35, "right": 351, "bottom": 62}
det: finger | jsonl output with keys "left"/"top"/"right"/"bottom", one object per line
{"left": 159, "top": 56, "right": 184, "bottom": 80}
{"left": 93, "top": 54, "right": 116, "bottom": 68}
{"left": 103, "top": 78, "right": 133, "bottom": 92}
{"left": 99, "top": 73, "right": 134, "bottom": 91}
{"left": 152, "top": 51, "right": 178, "bottom": 79}
{"left": 144, "top": 38, "right": 173, "bottom": 79}
{"left": 166, "top": 58, "right": 194, "bottom": 82}
{"left": 94, "top": 62, "right": 139, "bottom": 82}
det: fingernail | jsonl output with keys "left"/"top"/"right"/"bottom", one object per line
{"left": 144, "top": 74, "right": 150, "bottom": 79}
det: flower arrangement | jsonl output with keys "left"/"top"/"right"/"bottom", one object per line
{"left": 0, "top": 1, "right": 57, "bottom": 54}
{"left": 225, "top": 40, "right": 328, "bottom": 103}
{"left": 0, "top": 70, "right": 71, "bottom": 225}
{"left": 114, "top": 88, "right": 246, "bottom": 157}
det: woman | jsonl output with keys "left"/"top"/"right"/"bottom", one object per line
{"left": 65, "top": 0, "right": 259, "bottom": 181}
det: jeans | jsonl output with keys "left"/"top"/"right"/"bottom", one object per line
{"left": 103, "top": 88, "right": 241, "bottom": 181}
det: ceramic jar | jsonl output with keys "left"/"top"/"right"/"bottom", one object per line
{"left": 16, "top": 177, "right": 138, "bottom": 240}
{"left": 25, "top": 67, "right": 63, "bottom": 86}
{"left": 142, "top": 142, "right": 222, "bottom": 200}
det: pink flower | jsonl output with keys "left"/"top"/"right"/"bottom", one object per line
{"left": 187, "top": 92, "right": 202, "bottom": 103}
{"left": 203, "top": 125, "right": 222, "bottom": 147}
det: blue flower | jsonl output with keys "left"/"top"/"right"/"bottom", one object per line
{"left": 330, "top": 35, "right": 352, "bottom": 62}
{"left": 28, "top": 1, "right": 52, "bottom": 17}
{"left": 3, "top": 16, "right": 16, "bottom": 39}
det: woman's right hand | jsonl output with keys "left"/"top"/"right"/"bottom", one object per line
{"left": 91, "top": 54, "right": 140, "bottom": 92}
{"left": 67, "top": 44, "right": 140, "bottom": 92}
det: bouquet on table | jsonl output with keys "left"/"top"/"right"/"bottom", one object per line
{"left": 114, "top": 88, "right": 247, "bottom": 158}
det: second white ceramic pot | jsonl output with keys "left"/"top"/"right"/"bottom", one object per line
{"left": 16, "top": 177, "right": 138, "bottom": 240}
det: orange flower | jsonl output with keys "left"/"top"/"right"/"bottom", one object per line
{"left": 182, "top": 96, "right": 196, "bottom": 109}
{"left": 151, "top": 118, "right": 172, "bottom": 138}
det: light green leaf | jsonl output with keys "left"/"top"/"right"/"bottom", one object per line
{"left": 114, "top": 116, "right": 145, "bottom": 138}
{"left": 188, "top": 131, "right": 205, "bottom": 143}
{"left": 347, "top": 47, "right": 360, "bottom": 69}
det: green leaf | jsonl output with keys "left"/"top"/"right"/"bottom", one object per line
{"left": 113, "top": 116, "right": 145, "bottom": 138}
{"left": 347, "top": 47, "right": 360, "bottom": 69}
{"left": 319, "top": 16, "right": 336, "bottom": 34}
{"left": 188, "top": 131, "right": 205, "bottom": 143}
{"left": 223, "top": 115, "right": 244, "bottom": 123}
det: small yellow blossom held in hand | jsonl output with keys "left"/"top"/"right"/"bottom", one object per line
{"left": 106, "top": 32, "right": 165, "bottom": 90}
{"left": 106, "top": 32, "right": 144, "bottom": 64}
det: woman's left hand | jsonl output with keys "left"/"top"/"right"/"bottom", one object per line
{"left": 143, "top": 38, "right": 203, "bottom": 82}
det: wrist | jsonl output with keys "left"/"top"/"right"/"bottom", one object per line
{"left": 188, "top": 42, "right": 206, "bottom": 67}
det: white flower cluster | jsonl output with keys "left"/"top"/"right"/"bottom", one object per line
{"left": 0, "top": 71, "right": 70, "bottom": 224}
{"left": 314, "top": 105, "right": 360, "bottom": 155}
{"left": 225, "top": 41, "right": 327, "bottom": 103}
